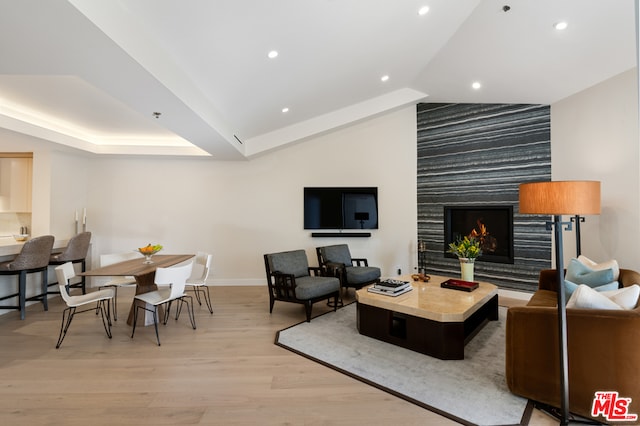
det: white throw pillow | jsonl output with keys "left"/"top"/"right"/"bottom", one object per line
{"left": 577, "top": 255, "right": 620, "bottom": 281}
{"left": 601, "top": 284, "right": 640, "bottom": 310}
{"left": 566, "top": 284, "right": 623, "bottom": 310}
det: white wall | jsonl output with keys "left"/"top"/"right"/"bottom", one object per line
{"left": 85, "top": 106, "right": 418, "bottom": 285}
{"left": 2, "top": 66, "right": 638, "bottom": 316}
{"left": 551, "top": 68, "right": 639, "bottom": 269}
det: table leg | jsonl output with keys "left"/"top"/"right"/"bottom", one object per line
{"left": 126, "top": 272, "right": 164, "bottom": 326}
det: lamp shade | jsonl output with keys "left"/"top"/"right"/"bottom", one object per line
{"left": 519, "top": 181, "right": 601, "bottom": 215}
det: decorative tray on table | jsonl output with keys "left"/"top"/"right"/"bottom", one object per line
{"left": 440, "top": 278, "right": 479, "bottom": 292}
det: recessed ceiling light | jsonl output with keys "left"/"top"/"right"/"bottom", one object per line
{"left": 472, "top": 81, "right": 482, "bottom": 90}
{"left": 381, "top": 75, "right": 389, "bottom": 82}
{"left": 268, "top": 50, "right": 279, "bottom": 59}
{"left": 418, "top": 6, "right": 430, "bottom": 16}
{"left": 554, "top": 21, "right": 568, "bottom": 30}
{"left": 281, "top": 107, "right": 289, "bottom": 113}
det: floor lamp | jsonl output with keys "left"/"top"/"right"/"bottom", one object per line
{"left": 519, "top": 181, "right": 601, "bottom": 426}
{"left": 571, "top": 215, "right": 585, "bottom": 256}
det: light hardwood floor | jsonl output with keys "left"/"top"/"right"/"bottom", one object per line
{"left": 0, "top": 286, "right": 555, "bottom": 425}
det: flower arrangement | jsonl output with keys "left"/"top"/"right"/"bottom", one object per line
{"left": 447, "top": 236, "right": 482, "bottom": 260}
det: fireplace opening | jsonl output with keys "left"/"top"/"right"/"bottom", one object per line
{"left": 444, "top": 206, "right": 514, "bottom": 264}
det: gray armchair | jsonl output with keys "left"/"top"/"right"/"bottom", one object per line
{"left": 264, "top": 249, "right": 340, "bottom": 322}
{"left": 316, "top": 244, "right": 381, "bottom": 301}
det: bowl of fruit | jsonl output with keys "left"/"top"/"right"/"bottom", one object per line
{"left": 138, "top": 243, "right": 163, "bottom": 264}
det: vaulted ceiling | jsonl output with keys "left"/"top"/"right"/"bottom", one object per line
{"left": 0, "top": 0, "right": 635, "bottom": 160}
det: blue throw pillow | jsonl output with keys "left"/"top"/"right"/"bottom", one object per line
{"left": 564, "top": 279, "right": 619, "bottom": 300}
{"left": 565, "top": 258, "right": 615, "bottom": 287}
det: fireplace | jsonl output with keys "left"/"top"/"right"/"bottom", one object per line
{"left": 444, "top": 206, "right": 514, "bottom": 264}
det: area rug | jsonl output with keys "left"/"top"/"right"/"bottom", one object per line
{"left": 275, "top": 303, "right": 532, "bottom": 426}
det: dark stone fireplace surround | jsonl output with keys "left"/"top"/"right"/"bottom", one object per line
{"left": 417, "top": 103, "right": 552, "bottom": 292}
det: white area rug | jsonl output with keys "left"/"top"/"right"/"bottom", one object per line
{"left": 276, "top": 303, "right": 531, "bottom": 426}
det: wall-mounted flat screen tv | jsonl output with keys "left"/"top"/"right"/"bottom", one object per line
{"left": 304, "top": 187, "right": 378, "bottom": 230}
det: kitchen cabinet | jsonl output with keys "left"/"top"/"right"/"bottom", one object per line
{"left": 0, "top": 157, "right": 32, "bottom": 212}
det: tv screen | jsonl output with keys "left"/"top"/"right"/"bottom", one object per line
{"left": 304, "top": 187, "right": 378, "bottom": 230}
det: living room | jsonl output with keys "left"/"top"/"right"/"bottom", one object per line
{"left": 0, "top": 1, "right": 638, "bottom": 425}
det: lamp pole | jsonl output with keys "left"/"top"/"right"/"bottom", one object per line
{"left": 571, "top": 215, "right": 585, "bottom": 257}
{"left": 550, "top": 215, "right": 571, "bottom": 425}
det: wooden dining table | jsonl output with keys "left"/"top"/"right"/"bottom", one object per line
{"left": 79, "top": 254, "right": 194, "bottom": 326}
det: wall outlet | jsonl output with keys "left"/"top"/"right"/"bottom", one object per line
{"left": 396, "top": 266, "right": 401, "bottom": 275}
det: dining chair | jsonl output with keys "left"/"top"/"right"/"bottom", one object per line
{"left": 54, "top": 262, "right": 114, "bottom": 349}
{"left": 98, "top": 251, "right": 143, "bottom": 321}
{"left": 185, "top": 252, "right": 213, "bottom": 314}
{"left": 48, "top": 231, "right": 92, "bottom": 295}
{"left": 0, "top": 235, "right": 55, "bottom": 320}
{"left": 131, "top": 262, "right": 195, "bottom": 346}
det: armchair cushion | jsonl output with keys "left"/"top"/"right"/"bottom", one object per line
{"left": 268, "top": 249, "right": 310, "bottom": 278}
{"left": 294, "top": 276, "right": 340, "bottom": 300}
{"left": 322, "top": 244, "right": 352, "bottom": 267}
{"left": 345, "top": 266, "right": 381, "bottom": 285}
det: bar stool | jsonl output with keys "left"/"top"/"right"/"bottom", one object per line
{"left": 48, "top": 232, "right": 92, "bottom": 295}
{"left": 0, "top": 235, "right": 55, "bottom": 320}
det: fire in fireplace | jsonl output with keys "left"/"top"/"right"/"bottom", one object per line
{"left": 444, "top": 206, "right": 514, "bottom": 264}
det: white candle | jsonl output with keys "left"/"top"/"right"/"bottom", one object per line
{"left": 83, "top": 208, "right": 86, "bottom": 225}
{"left": 75, "top": 210, "right": 78, "bottom": 222}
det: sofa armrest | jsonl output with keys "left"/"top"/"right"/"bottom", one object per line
{"left": 506, "top": 305, "right": 640, "bottom": 420}
{"left": 619, "top": 268, "right": 640, "bottom": 288}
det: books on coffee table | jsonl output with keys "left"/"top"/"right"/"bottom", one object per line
{"left": 367, "top": 279, "right": 413, "bottom": 297}
{"left": 367, "top": 285, "right": 413, "bottom": 297}
{"left": 376, "top": 279, "right": 410, "bottom": 290}
{"left": 440, "top": 278, "right": 479, "bottom": 292}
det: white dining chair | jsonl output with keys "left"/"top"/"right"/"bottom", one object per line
{"left": 185, "top": 252, "right": 213, "bottom": 314}
{"left": 98, "top": 251, "right": 143, "bottom": 320}
{"left": 131, "top": 262, "right": 195, "bottom": 346}
{"left": 54, "top": 262, "right": 114, "bottom": 349}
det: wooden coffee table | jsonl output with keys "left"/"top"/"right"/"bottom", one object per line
{"left": 356, "top": 274, "right": 498, "bottom": 360}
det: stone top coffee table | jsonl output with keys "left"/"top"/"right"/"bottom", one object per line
{"left": 356, "top": 274, "right": 498, "bottom": 360}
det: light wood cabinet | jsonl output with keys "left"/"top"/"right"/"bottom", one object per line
{"left": 0, "top": 157, "right": 32, "bottom": 212}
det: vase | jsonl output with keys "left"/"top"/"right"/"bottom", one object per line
{"left": 459, "top": 258, "right": 475, "bottom": 282}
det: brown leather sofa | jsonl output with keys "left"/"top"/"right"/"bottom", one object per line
{"left": 506, "top": 268, "right": 640, "bottom": 421}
